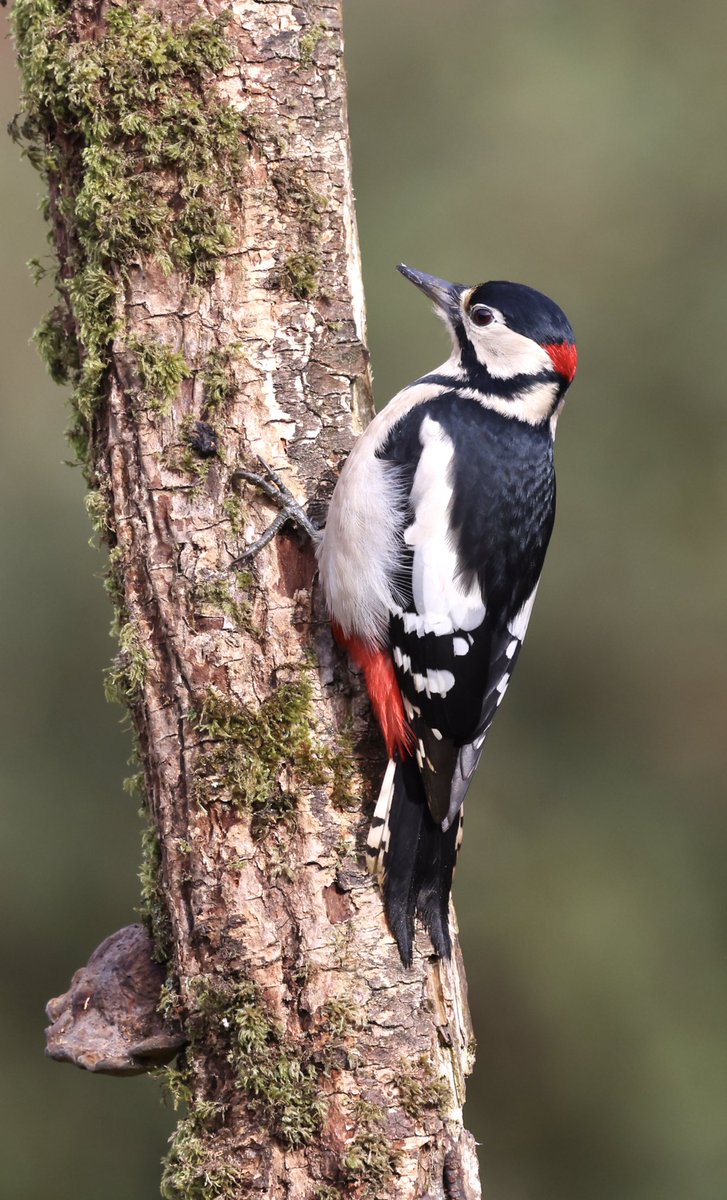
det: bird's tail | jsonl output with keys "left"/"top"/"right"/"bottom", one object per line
{"left": 366, "top": 756, "right": 463, "bottom": 966}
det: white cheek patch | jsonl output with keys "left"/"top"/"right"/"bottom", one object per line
{"left": 469, "top": 323, "right": 553, "bottom": 380}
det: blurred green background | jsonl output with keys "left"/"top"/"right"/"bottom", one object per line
{"left": 3, "top": 1, "right": 727, "bottom": 1196}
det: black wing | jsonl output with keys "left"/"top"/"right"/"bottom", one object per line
{"left": 378, "top": 391, "right": 555, "bottom": 829}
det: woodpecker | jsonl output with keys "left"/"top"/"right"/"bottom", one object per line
{"left": 315, "top": 265, "right": 577, "bottom": 965}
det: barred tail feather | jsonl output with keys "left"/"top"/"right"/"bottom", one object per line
{"left": 367, "top": 756, "right": 462, "bottom": 966}
{"left": 366, "top": 759, "right": 396, "bottom": 881}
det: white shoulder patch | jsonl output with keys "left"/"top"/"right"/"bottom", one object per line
{"left": 403, "top": 415, "right": 486, "bottom": 635}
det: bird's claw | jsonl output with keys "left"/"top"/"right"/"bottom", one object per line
{"left": 230, "top": 456, "right": 319, "bottom": 565}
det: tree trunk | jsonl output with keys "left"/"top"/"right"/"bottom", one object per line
{"left": 12, "top": 0, "right": 482, "bottom": 1194}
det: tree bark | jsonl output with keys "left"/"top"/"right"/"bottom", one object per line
{"left": 12, "top": 0, "right": 482, "bottom": 1195}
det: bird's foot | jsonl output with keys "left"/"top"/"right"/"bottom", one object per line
{"left": 230, "top": 457, "right": 320, "bottom": 565}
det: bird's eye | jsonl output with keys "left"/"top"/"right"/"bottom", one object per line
{"left": 470, "top": 305, "right": 495, "bottom": 327}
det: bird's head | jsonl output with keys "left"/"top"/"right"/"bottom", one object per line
{"left": 397, "top": 264, "right": 577, "bottom": 398}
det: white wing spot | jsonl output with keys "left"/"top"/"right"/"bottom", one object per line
{"left": 410, "top": 668, "right": 456, "bottom": 698}
{"left": 453, "top": 637, "right": 469, "bottom": 656}
{"left": 426, "top": 668, "right": 456, "bottom": 697}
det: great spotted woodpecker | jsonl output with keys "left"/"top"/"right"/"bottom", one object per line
{"left": 235, "top": 265, "right": 576, "bottom": 966}
{"left": 316, "top": 266, "right": 577, "bottom": 965}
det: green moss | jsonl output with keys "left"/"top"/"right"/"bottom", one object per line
{"left": 158, "top": 978, "right": 184, "bottom": 1026}
{"left": 11, "top": 0, "right": 248, "bottom": 460}
{"left": 223, "top": 493, "right": 245, "bottom": 536}
{"left": 138, "top": 807, "right": 173, "bottom": 962}
{"left": 103, "top": 544, "right": 125, "bottom": 613}
{"left": 161, "top": 983, "right": 392, "bottom": 1194}
{"left": 184, "top": 975, "right": 325, "bottom": 1149}
{"left": 315, "top": 996, "right": 361, "bottom": 1075}
{"left": 122, "top": 769, "right": 144, "bottom": 799}
{"left": 299, "top": 21, "right": 327, "bottom": 68}
{"left": 193, "top": 576, "right": 252, "bottom": 632}
{"left": 319, "top": 997, "right": 360, "bottom": 1041}
{"left": 160, "top": 1052, "right": 230, "bottom": 1199}
{"left": 192, "top": 676, "right": 327, "bottom": 831}
{"left": 327, "top": 724, "right": 358, "bottom": 809}
{"left": 271, "top": 164, "right": 326, "bottom": 228}
{"left": 200, "top": 347, "right": 239, "bottom": 417}
{"left": 34, "top": 304, "right": 79, "bottom": 385}
{"left": 159, "top": 1056, "right": 195, "bottom": 1109}
{"left": 83, "top": 481, "right": 113, "bottom": 546}
{"left": 129, "top": 334, "right": 191, "bottom": 414}
{"left": 280, "top": 250, "right": 321, "bottom": 300}
{"left": 103, "top": 619, "right": 148, "bottom": 706}
{"left": 161, "top": 1110, "right": 242, "bottom": 1200}
{"left": 230, "top": 981, "right": 325, "bottom": 1147}
{"left": 341, "top": 1098, "right": 399, "bottom": 1194}
{"left": 396, "top": 1055, "right": 452, "bottom": 1120}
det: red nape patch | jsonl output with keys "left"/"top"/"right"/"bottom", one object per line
{"left": 543, "top": 341, "right": 578, "bottom": 382}
{"left": 332, "top": 624, "right": 414, "bottom": 760}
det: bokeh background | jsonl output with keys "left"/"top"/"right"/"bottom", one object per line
{"left": 3, "top": 1, "right": 727, "bottom": 1196}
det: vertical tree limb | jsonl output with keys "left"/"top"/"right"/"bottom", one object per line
{"left": 11, "top": 0, "right": 482, "bottom": 1194}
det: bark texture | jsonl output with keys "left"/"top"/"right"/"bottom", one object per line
{"left": 14, "top": 0, "right": 482, "bottom": 1195}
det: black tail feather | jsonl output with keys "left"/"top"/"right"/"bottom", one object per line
{"left": 382, "top": 756, "right": 460, "bottom": 966}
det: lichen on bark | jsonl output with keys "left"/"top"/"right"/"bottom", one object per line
{"left": 12, "top": 0, "right": 482, "bottom": 1195}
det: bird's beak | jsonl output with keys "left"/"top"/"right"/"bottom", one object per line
{"left": 397, "top": 263, "right": 465, "bottom": 320}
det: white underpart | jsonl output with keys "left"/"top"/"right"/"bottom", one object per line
{"left": 317, "top": 381, "right": 445, "bottom": 644}
{"left": 404, "top": 415, "right": 486, "bottom": 634}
